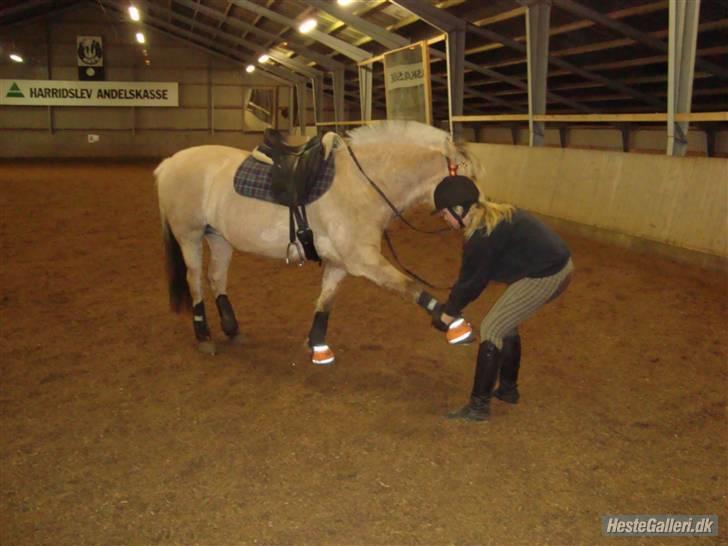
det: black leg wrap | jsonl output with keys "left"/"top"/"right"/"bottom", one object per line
{"left": 215, "top": 295, "right": 239, "bottom": 338}
{"left": 308, "top": 311, "right": 329, "bottom": 348}
{"left": 192, "top": 301, "right": 211, "bottom": 342}
{"left": 494, "top": 335, "right": 521, "bottom": 404}
{"left": 416, "top": 291, "right": 440, "bottom": 313}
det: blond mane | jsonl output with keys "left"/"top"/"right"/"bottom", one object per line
{"left": 347, "top": 121, "right": 453, "bottom": 154}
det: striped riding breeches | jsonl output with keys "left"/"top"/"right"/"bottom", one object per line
{"left": 480, "top": 259, "right": 574, "bottom": 349}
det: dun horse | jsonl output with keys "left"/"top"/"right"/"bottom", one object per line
{"left": 155, "top": 121, "right": 476, "bottom": 364}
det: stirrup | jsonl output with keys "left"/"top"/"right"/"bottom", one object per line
{"left": 285, "top": 241, "right": 305, "bottom": 267}
{"left": 446, "top": 318, "right": 475, "bottom": 345}
{"left": 311, "top": 344, "right": 335, "bottom": 365}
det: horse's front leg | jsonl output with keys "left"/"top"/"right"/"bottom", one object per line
{"left": 308, "top": 263, "right": 347, "bottom": 365}
{"left": 350, "top": 248, "right": 438, "bottom": 311}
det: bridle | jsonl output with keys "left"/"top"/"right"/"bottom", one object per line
{"left": 345, "top": 143, "right": 463, "bottom": 289}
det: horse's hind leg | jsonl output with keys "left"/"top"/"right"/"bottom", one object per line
{"left": 308, "top": 263, "right": 347, "bottom": 365}
{"left": 205, "top": 232, "right": 242, "bottom": 343}
{"left": 178, "top": 232, "right": 216, "bottom": 354}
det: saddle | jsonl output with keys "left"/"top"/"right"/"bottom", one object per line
{"left": 256, "top": 129, "right": 324, "bottom": 264}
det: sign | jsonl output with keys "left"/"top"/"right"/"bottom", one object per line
{"left": 383, "top": 41, "right": 432, "bottom": 124}
{"left": 385, "top": 62, "right": 425, "bottom": 91}
{"left": 0, "top": 80, "right": 179, "bottom": 107}
{"left": 77, "top": 36, "right": 104, "bottom": 81}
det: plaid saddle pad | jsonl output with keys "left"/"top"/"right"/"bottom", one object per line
{"left": 233, "top": 154, "right": 335, "bottom": 205}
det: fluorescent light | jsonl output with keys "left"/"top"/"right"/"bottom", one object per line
{"left": 337, "top": 0, "right": 353, "bottom": 5}
{"left": 258, "top": 54, "right": 270, "bottom": 63}
{"left": 135, "top": 32, "right": 145, "bottom": 44}
{"left": 245, "top": 64, "right": 255, "bottom": 73}
{"left": 128, "top": 5, "right": 140, "bottom": 21}
{"left": 298, "top": 18, "right": 317, "bottom": 34}
{"left": 9, "top": 53, "right": 24, "bottom": 63}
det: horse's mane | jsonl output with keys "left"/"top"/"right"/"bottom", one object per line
{"left": 346, "top": 121, "right": 452, "bottom": 153}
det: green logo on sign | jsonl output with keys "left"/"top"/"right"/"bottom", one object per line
{"left": 6, "top": 82, "right": 24, "bottom": 98}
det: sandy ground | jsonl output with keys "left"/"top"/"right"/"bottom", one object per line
{"left": 0, "top": 160, "right": 726, "bottom": 545}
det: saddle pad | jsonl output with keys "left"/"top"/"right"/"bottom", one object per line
{"left": 233, "top": 154, "right": 335, "bottom": 205}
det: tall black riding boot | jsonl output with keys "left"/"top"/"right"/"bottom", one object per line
{"left": 448, "top": 341, "right": 501, "bottom": 421}
{"left": 494, "top": 334, "right": 521, "bottom": 404}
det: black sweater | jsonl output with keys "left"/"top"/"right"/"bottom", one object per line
{"left": 443, "top": 210, "right": 571, "bottom": 317}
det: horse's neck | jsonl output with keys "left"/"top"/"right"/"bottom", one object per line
{"left": 344, "top": 143, "right": 445, "bottom": 218}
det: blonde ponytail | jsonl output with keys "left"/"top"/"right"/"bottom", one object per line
{"left": 457, "top": 199, "right": 515, "bottom": 239}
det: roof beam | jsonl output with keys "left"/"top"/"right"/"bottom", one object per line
{"left": 136, "top": 0, "right": 323, "bottom": 82}
{"left": 552, "top": 0, "right": 728, "bottom": 80}
{"left": 0, "top": 0, "right": 52, "bottom": 19}
{"left": 170, "top": 0, "right": 346, "bottom": 71}
{"left": 229, "top": 0, "right": 372, "bottom": 62}
{"left": 466, "top": 22, "right": 665, "bottom": 109}
{"left": 2, "top": 1, "right": 81, "bottom": 27}
{"left": 389, "top": 0, "right": 465, "bottom": 33}
{"left": 306, "top": 0, "right": 409, "bottom": 50}
{"left": 98, "top": 0, "right": 298, "bottom": 85}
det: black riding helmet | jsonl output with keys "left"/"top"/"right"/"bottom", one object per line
{"left": 433, "top": 175, "right": 480, "bottom": 227}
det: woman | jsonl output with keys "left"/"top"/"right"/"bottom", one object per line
{"left": 432, "top": 175, "right": 573, "bottom": 421}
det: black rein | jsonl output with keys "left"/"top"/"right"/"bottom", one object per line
{"left": 344, "top": 143, "right": 453, "bottom": 290}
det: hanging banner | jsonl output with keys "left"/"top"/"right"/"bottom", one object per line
{"left": 0, "top": 79, "right": 178, "bottom": 107}
{"left": 383, "top": 41, "right": 432, "bottom": 124}
{"left": 77, "top": 35, "right": 105, "bottom": 81}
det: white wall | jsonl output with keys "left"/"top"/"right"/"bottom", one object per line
{"left": 476, "top": 126, "right": 728, "bottom": 157}
{"left": 467, "top": 143, "right": 728, "bottom": 262}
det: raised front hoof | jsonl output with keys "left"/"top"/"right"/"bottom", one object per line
{"left": 446, "top": 403, "right": 490, "bottom": 422}
{"left": 197, "top": 340, "right": 217, "bottom": 355}
{"left": 446, "top": 319, "right": 476, "bottom": 345}
{"left": 311, "top": 344, "right": 335, "bottom": 366}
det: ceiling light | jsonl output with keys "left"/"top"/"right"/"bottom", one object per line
{"left": 258, "top": 54, "right": 270, "bottom": 63}
{"left": 9, "top": 53, "right": 24, "bottom": 63}
{"left": 135, "top": 32, "right": 145, "bottom": 44}
{"left": 337, "top": 0, "right": 353, "bottom": 5}
{"left": 128, "top": 5, "right": 140, "bottom": 21}
{"left": 245, "top": 64, "right": 255, "bottom": 73}
{"left": 298, "top": 18, "right": 317, "bottom": 34}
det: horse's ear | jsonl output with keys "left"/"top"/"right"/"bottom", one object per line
{"left": 321, "top": 132, "right": 343, "bottom": 159}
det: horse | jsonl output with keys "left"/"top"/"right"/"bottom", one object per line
{"left": 155, "top": 121, "right": 477, "bottom": 364}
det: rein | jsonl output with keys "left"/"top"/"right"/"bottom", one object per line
{"left": 345, "top": 143, "right": 457, "bottom": 289}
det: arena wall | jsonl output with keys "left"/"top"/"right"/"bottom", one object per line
{"left": 0, "top": 3, "right": 305, "bottom": 158}
{"left": 468, "top": 143, "right": 728, "bottom": 268}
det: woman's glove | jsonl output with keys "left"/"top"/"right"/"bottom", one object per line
{"left": 431, "top": 305, "right": 449, "bottom": 332}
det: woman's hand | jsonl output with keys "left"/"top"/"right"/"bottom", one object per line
{"left": 431, "top": 309, "right": 455, "bottom": 332}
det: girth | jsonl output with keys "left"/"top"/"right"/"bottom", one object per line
{"left": 258, "top": 129, "right": 323, "bottom": 264}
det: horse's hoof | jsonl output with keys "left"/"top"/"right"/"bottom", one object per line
{"left": 311, "top": 344, "right": 335, "bottom": 365}
{"left": 197, "top": 340, "right": 217, "bottom": 355}
{"left": 447, "top": 318, "right": 476, "bottom": 345}
{"left": 228, "top": 333, "right": 245, "bottom": 346}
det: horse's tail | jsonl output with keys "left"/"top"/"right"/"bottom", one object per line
{"left": 162, "top": 220, "right": 192, "bottom": 313}
{"left": 155, "top": 158, "right": 192, "bottom": 313}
